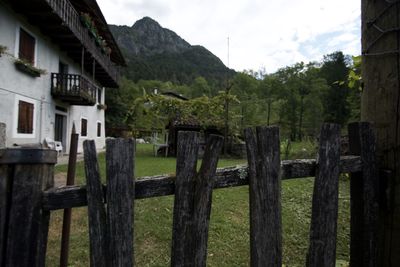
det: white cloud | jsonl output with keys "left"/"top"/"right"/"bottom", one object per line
{"left": 97, "top": 0, "right": 361, "bottom": 73}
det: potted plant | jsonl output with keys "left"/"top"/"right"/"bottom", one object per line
{"left": 80, "top": 13, "right": 93, "bottom": 29}
{"left": 97, "top": 103, "right": 107, "bottom": 110}
{"left": 0, "top": 45, "right": 7, "bottom": 57}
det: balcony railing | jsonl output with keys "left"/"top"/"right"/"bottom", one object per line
{"left": 51, "top": 73, "right": 97, "bottom": 106}
{"left": 45, "top": 0, "right": 120, "bottom": 87}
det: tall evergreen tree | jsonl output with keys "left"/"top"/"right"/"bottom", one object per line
{"left": 320, "top": 51, "right": 351, "bottom": 126}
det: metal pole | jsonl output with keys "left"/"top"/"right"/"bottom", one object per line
{"left": 60, "top": 123, "right": 79, "bottom": 267}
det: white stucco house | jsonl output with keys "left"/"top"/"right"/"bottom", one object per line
{"left": 0, "top": 0, "right": 125, "bottom": 153}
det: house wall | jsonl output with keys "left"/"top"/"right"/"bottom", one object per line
{"left": 0, "top": 2, "right": 106, "bottom": 153}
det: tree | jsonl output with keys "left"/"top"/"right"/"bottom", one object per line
{"left": 347, "top": 56, "right": 362, "bottom": 122}
{"left": 320, "top": 51, "right": 351, "bottom": 126}
{"left": 105, "top": 77, "right": 141, "bottom": 130}
{"left": 230, "top": 72, "right": 261, "bottom": 131}
{"left": 259, "top": 74, "right": 281, "bottom": 125}
{"left": 274, "top": 63, "right": 309, "bottom": 140}
{"left": 190, "top": 76, "right": 211, "bottom": 98}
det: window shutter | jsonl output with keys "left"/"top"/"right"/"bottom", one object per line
{"left": 81, "top": 119, "right": 87, "bottom": 137}
{"left": 18, "top": 101, "right": 34, "bottom": 134}
{"left": 19, "top": 29, "right": 35, "bottom": 65}
{"left": 18, "top": 101, "right": 26, "bottom": 133}
{"left": 27, "top": 103, "right": 34, "bottom": 133}
{"left": 97, "top": 122, "right": 101, "bottom": 137}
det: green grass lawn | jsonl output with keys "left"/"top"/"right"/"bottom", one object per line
{"left": 48, "top": 143, "right": 350, "bottom": 266}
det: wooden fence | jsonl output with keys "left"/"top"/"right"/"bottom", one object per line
{"left": 0, "top": 122, "right": 380, "bottom": 267}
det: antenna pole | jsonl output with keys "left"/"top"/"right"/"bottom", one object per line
{"left": 224, "top": 36, "right": 231, "bottom": 155}
{"left": 227, "top": 37, "right": 230, "bottom": 69}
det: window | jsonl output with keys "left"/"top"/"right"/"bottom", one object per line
{"left": 17, "top": 100, "right": 34, "bottom": 134}
{"left": 81, "top": 118, "right": 87, "bottom": 137}
{"left": 97, "top": 88, "right": 102, "bottom": 104}
{"left": 19, "top": 28, "right": 35, "bottom": 65}
{"left": 97, "top": 122, "right": 101, "bottom": 137}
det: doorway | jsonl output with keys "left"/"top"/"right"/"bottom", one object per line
{"left": 59, "top": 61, "right": 69, "bottom": 90}
{"left": 55, "top": 113, "right": 67, "bottom": 152}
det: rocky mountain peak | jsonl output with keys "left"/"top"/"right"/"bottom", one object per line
{"left": 109, "top": 17, "right": 235, "bottom": 85}
{"left": 132, "top": 16, "right": 161, "bottom": 29}
{"left": 110, "top": 16, "right": 190, "bottom": 57}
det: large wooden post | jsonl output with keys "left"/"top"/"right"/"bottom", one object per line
{"left": 361, "top": 0, "right": 400, "bottom": 265}
{"left": 0, "top": 148, "right": 56, "bottom": 267}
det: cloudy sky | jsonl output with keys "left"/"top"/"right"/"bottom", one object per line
{"left": 97, "top": 0, "right": 361, "bottom": 73}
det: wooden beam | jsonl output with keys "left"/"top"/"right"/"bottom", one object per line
{"left": 42, "top": 156, "right": 361, "bottom": 211}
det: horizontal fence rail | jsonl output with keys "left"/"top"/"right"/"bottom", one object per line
{"left": 42, "top": 155, "right": 361, "bottom": 211}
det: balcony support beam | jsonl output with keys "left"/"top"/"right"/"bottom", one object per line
{"left": 81, "top": 47, "right": 85, "bottom": 75}
{"left": 92, "top": 58, "right": 95, "bottom": 81}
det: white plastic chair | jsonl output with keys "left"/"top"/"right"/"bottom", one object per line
{"left": 152, "top": 131, "right": 169, "bottom": 157}
{"left": 44, "top": 137, "right": 63, "bottom": 157}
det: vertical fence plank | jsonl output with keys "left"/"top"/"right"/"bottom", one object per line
{"left": 36, "top": 164, "right": 55, "bottom": 267}
{"left": 192, "top": 134, "right": 224, "bottom": 266}
{"left": 171, "top": 131, "right": 199, "bottom": 267}
{"left": 244, "top": 128, "right": 258, "bottom": 265}
{"left": 307, "top": 123, "right": 341, "bottom": 267}
{"left": 348, "top": 122, "right": 379, "bottom": 267}
{"left": 83, "top": 140, "right": 108, "bottom": 267}
{"left": 245, "top": 126, "right": 282, "bottom": 267}
{"left": 106, "top": 138, "right": 135, "bottom": 267}
{"left": 2, "top": 149, "right": 56, "bottom": 267}
{"left": 5, "top": 165, "right": 43, "bottom": 267}
{"left": 348, "top": 123, "right": 363, "bottom": 266}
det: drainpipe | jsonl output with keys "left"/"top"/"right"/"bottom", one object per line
{"left": 39, "top": 95, "right": 44, "bottom": 145}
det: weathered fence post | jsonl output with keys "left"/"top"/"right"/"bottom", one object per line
{"left": 171, "top": 132, "right": 223, "bottom": 267}
{"left": 348, "top": 122, "right": 379, "bottom": 267}
{"left": 106, "top": 138, "right": 135, "bottom": 267}
{"left": 84, "top": 140, "right": 108, "bottom": 267}
{"left": 0, "top": 148, "right": 57, "bottom": 267}
{"left": 307, "top": 123, "right": 341, "bottom": 267}
{"left": 192, "top": 135, "right": 224, "bottom": 266}
{"left": 84, "top": 138, "right": 136, "bottom": 267}
{"left": 244, "top": 126, "right": 282, "bottom": 267}
{"left": 171, "top": 131, "right": 200, "bottom": 267}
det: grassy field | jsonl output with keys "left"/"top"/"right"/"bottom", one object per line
{"left": 47, "top": 143, "right": 350, "bottom": 266}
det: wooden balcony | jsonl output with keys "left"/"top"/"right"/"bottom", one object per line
{"left": 4, "top": 0, "right": 124, "bottom": 88}
{"left": 51, "top": 73, "right": 97, "bottom": 106}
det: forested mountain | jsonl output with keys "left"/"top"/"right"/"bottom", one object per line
{"left": 109, "top": 17, "right": 235, "bottom": 85}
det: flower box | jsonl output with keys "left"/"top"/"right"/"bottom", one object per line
{"left": 14, "top": 60, "right": 46, "bottom": 78}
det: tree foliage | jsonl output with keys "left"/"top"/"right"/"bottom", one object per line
{"left": 121, "top": 91, "right": 239, "bottom": 132}
{"left": 320, "top": 51, "right": 351, "bottom": 126}
{"left": 106, "top": 51, "right": 361, "bottom": 141}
